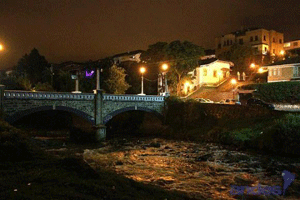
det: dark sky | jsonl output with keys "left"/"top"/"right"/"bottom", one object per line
{"left": 0, "top": 0, "right": 299, "bottom": 69}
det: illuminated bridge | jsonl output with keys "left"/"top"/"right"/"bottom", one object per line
{"left": 0, "top": 88, "right": 165, "bottom": 140}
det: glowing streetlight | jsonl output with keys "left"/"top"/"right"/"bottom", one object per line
{"left": 161, "top": 63, "right": 169, "bottom": 96}
{"left": 258, "top": 68, "right": 264, "bottom": 73}
{"left": 139, "top": 67, "right": 146, "bottom": 95}
{"left": 250, "top": 63, "right": 256, "bottom": 69}
{"left": 184, "top": 81, "right": 190, "bottom": 95}
{"left": 0, "top": 44, "right": 3, "bottom": 51}
{"left": 280, "top": 50, "right": 285, "bottom": 56}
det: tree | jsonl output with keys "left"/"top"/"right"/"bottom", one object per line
{"left": 13, "top": 48, "right": 50, "bottom": 85}
{"left": 105, "top": 65, "right": 130, "bottom": 94}
{"left": 221, "top": 44, "right": 255, "bottom": 73}
{"left": 142, "top": 41, "right": 204, "bottom": 96}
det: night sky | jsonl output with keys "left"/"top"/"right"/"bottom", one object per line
{"left": 0, "top": 0, "right": 299, "bottom": 69}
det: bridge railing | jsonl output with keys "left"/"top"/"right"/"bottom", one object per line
{"left": 3, "top": 90, "right": 165, "bottom": 102}
{"left": 4, "top": 90, "right": 95, "bottom": 100}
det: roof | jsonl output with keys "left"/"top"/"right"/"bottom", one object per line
{"left": 113, "top": 50, "right": 144, "bottom": 58}
{"left": 265, "top": 56, "right": 300, "bottom": 66}
{"left": 229, "top": 27, "right": 261, "bottom": 37}
{"left": 198, "top": 58, "right": 233, "bottom": 66}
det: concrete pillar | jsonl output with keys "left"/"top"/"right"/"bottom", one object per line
{"left": 0, "top": 85, "right": 4, "bottom": 119}
{"left": 94, "top": 89, "right": 106, "bottom": 141}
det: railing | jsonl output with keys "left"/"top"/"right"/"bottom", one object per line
{"left": 3, "top": 91, "right": 165, "bottom": 102}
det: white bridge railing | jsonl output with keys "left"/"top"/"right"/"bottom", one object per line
{"left": 3, "top": 91, "right": 164, "bottom": 102}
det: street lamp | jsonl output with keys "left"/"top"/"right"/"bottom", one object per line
{"left": 250, "top": 63, "right": 256, "bottom": 69}
{"left": 139, "top": 66, "right": 146, "bottom": 95}
{"left": 161, "top": 63, "right": 169, "bottom": 96}
{"left": 184, "top": 81, "right": 190, "bottom": 95}
{"left": 0, "top": 44, "right": 3, "bottom": 51}
{"left": 280, "top": 50, "right": 285, "bottom": 56}
{"left": 231, "top": 78, "right": 237, "bottom": 99}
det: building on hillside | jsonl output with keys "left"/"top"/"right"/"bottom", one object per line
{"left": 112, "top": 50, "right": 144, "bottom": 64}
{"left": 200, "top": 49, "right": 216, "bottom": 60}
{"left": 260, "top": 57, "right": 300, "bottom": 82}
{"left": 215, "top": 28, "right": 284, "bottom": 61}
{"left": 284, "top": 39, "right": 300, "bottom": 56}
{"left": 186, "top": 58, "right": 233, "bottom": 92}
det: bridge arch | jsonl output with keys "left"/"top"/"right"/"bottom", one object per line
{"left": 103, "top": 106, "right": 163, "bottom": 124}
{"left": 6, "top": 106, "right": 94, "bottom": 125}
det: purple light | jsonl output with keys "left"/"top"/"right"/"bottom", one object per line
{"left": 85, "top": 70, "right": 95, "bottom": 78}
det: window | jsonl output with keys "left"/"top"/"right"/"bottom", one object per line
{"left": 203, "top": 68, "right": 207, "bottom": 76}
{"left": 279, "top": 39, "right": 282, "bottom": 44}
{"left": 273, "top": 49, "right": 275, "bottom": 54}
{"left": 255, "top": 36, "right": 258, "bottom": 41}
{"left": 213, "top": 70, "right": 217, "bottom": 77}
{"left": 250, "top": 37, "right": 253, "bottom": 42}
{"left": 273, "top": 38, "right": 276, "bottom": 43}
{"left": 265, "top": 47, "right": 267, "bottom": 52}
{"left": 293, "top": 66, "right": 300, "bottom": 77}
{"left": 264, "top": 35, "right": 266, "bottom": 41}
{"left": 239, "top": 38, "right": 243, "bottom": 44}
{"left": 269, "top": 69, "right": 272, "bottom": 76}
{"left": 273, "top": 68, "right": 277, "bottom": 76}
{"left": 294, "top": 42, "right": 299, "bottom": 47}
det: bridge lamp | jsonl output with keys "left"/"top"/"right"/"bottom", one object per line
{"left": 138, "top": 67, "right": 146, "bottom": 95}
{"left": 161, "top": 63, "right": 169, "bottom": 96}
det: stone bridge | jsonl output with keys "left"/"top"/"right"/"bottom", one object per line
{"left": 0, "top": 87, "right": 165, "bottom": 140}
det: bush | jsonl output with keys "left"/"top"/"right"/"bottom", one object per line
{"left": 260, "top": 114, "right": 300, "bottom": 155}
{"left": 34, "top": 82, "right": 54, "bottom": 91}
{"left": 0, "top": 120, "right": 32, "bottom": 161}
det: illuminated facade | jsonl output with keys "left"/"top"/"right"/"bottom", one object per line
{"left": 188, "top": 58, "right": 233, "bottom": 89}
{"left": 261, "top": 57, "right": 300, "bottom": 82}
{"left": 284, "top": 40, "right": 300, "bottom": 56}
{"left": 215, "top": 28, "right": 284, "bottom": 58}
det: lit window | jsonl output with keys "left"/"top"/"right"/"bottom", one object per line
{"left": 284, "top": 43, "right": 291, "bottom": 47}
{"left": 213, "top": 70, "right": 217, "bottom": 77}
{"left": 269, "top": 69, "right": 272, "bottom": 76}
{"left": 203, "top": 68, "right": 207, "bottom": 76}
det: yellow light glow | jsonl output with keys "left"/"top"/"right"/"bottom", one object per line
{"left": 184, "top": 81, "right": 190, "bottom": 94}
{"left": 140, "top": 67, "right": 146, "bottom": 74}
{"left": 258, "top": 68, "right": 264, "bottom": 73}
{"left": 0, "top": 44, "right": 3, "bottom": 51}
{"left": 280, "top": 50, "right": 285, "bottom": 55}
{"left": 162, "top": 63, "right": 168, "bottom": 71}
{"left": 250, "top": 63, "right": 255, "bottom": 68}
{"left": 184, "top": 82, "right": 190, "bottom": 87}
{"left": 218, "top": 72, "right": 222, "bottom": 76}
{"left": 231, "top": 79, "right": 237, "bottom": 85}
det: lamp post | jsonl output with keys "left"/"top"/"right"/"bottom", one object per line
{"left": 231, "top": 78, "right": 237, "bottom": 99}
{"left": 139, "top": 67, "right": 146, "bottom": 95}
{"left": 161, "top": 63, "right": 169, "bottom": 96}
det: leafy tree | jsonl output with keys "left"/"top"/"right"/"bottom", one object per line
{"left": 105, "top": 65, "right": 130, "bottom": 94}
{"left": 221, "top": 44, "right": 255, "bottom": 74}
{"left": 13, "top": 48, "right": 50, "bottom": 85}
{"left": 142, "top": 40, "right": 204, "bottom": 96}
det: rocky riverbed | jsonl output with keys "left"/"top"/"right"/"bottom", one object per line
{"left": 82, "top": 138, "right": 300, "bottom": 200}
